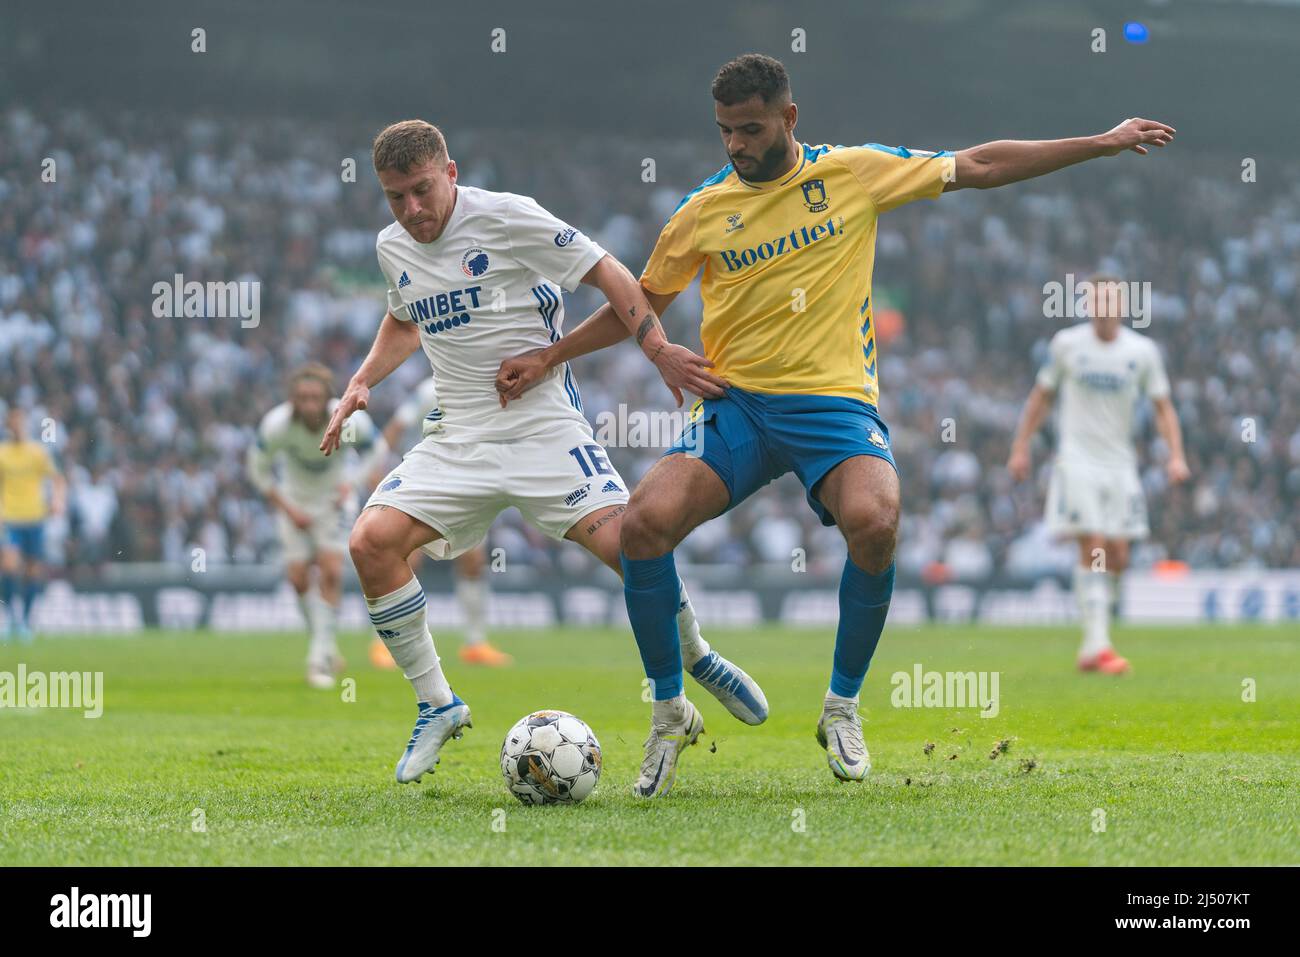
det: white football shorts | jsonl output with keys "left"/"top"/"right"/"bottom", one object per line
{"left": 1045, "top": 460, "right": 1149, "bottom": 540}
{"left": 277, "top": 499, "right": 352, "bottom": 563}
{"left": 364, "top": 422, "right": 630, "bottom": 560}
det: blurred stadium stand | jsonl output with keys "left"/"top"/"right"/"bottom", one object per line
{"left": 1, "top": 0, "right": 1296, "bottom": 624}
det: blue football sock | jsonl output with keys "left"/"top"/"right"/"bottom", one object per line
{"left": 829, "top": 560, "right": 895, "bottom": 698}
{"left": 1, "top": 574, "right": 18, "bottom": 625}
{"left": 620, "top": 551, "right": 684, "bottom": 701}
{"left": 23, "top": 578, "right": 42, "bottom": 624}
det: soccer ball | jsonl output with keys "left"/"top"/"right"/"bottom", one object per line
{"left": 500, "top": 710, "right": 602, "bottom": 805}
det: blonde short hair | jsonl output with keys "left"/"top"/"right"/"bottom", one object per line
{"left": 372, "top": 120, "right": 448, "bottom": 174}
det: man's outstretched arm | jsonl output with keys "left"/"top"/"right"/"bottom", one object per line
{"left": 944, "top": 117, "right": 1175, "bottom": 192}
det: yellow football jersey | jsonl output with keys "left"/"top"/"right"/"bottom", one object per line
{"left": 0, "top": 440, "right": 56, "bottom": 523}
{"left": 641, "top": 143, "right": 954, "bottom": 404}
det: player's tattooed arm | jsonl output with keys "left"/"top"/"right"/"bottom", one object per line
{"left": 944, "top": 118, "right": 1175, "bottom": 191}
{"left": 633, "top": 311, "right": 669, "bottom": 362}
{"left": 496, "top": 254, "right": 728, "bottom": 407}
{"left": 494, "top": 303, "right": 631, "bottom": 406}
{"left": 581, "top": 254, "right": 728, "bottom": 404}
{"left": 581, "top": 255, "right": 672, "bottom": 355}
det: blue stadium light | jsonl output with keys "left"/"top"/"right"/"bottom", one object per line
{"left": 1124, "top": 21, "right": 1149, "bottom": 44}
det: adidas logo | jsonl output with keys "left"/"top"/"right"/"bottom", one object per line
{"left": 397, "top": 271, "right": 412, "bottom": 289}
{"left": 601, "top": 480, "right": 623, "bottom": 494}
{"left": 376, "top": 629, "right": 399, "bottom": 639}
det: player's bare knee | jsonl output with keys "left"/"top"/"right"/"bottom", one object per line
{"left": 286, "top": 566, "right": 310, "bottom": 593}
{"left": 841, "top": 505, "right": 898, "bottom": 573}
{"left": 318, "top": 563, "right": 342, "bottom": 592}
{"left": 1105, "top": 542, "right": 1130, "bottom": 573}
{"left": 618, "top": 503, "right": 678, "bottom": 560}
{"left": 348, "top": 523, "right": 384, "bottom": 573}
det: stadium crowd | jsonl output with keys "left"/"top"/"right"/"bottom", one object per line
{"left": 2, "top": 106, "right": 1297, "bottom": 581}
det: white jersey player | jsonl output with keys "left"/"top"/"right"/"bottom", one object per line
{"left": 247, "top": 363, "right": 389, "bottom": 688}
{"left": 1009, "top": 276, "right": 1189, "bottom": 674}
{"left": 380, "top": 377, "right": 507, "bottom": 668}
{"left": 319, "top": 120, "right": 765, "bottom": 785}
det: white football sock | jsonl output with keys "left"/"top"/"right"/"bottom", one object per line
{"left": 309, "top": 592, "right": 339, "bottom": 663}
{"left": 366, "top": 576, "right": 452, "bottom": 706}
{"left": 824, "top": 689, "right": 859, "bottom": 710}
{"left": 651, "top": 694, "right": 688, "bottom": 727}
{"left": 1075, "top": 565, "right": 1111, "bottom": 658}
{"left": 297, "top": 588, "right": 321, "bottom": 664}
{"left": 676, "top": 582, "right": 710, "bottom": 671}
{"left": 455, "top": 576, "right": 488, "bottom": 647}
{"left": 1108, "top": 569, "right": 1124, "bottom": 617}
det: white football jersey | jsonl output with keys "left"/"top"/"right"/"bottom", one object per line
{"left": 247, "top": 400, "right": 384, "bottom": 505}
{"left": 376, "top": 185, "right": 606, "bottom": 443}
{"left": 1037, "top": 324, "right": 1170, "bottom": 468}
{"left": 393, "top": 377, "right": 444, "bottom": 438}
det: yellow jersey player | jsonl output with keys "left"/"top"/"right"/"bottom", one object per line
{"left": 0, "top": 406, "right": 66, "bottom": 642}
{"left": 497, "top": 54, "right": 1175, "bottom": 796}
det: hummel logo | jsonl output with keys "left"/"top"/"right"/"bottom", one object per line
{"left": 397, "top": 271, "right": 412, "bottom": 288}
{"left": 601, "top": 480, "right": 623, "bottom": 494}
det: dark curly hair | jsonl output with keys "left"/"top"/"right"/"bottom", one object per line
{"left": 711, "top": 53, "right": 791, "bottom": 106}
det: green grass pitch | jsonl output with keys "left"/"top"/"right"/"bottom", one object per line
{"left": 0, "top": 623, "right": 1295, "bottom": 865}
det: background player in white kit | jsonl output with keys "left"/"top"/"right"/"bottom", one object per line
{"left": 1008, "top": 276, "right": 1190, "bottom": 674}
{"left": 247, "top": 363, "right": 388, "bottom": 688}
{"left": 320, "top": 120, "right": 767, "bottom": 784}
{"left": 379, "top": 376, "right": 507, "bottom": 668}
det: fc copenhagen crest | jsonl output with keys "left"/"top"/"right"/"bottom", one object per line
{"left": 461, "top": 247, "right": 489, "bottom": 277}
{"left": 801, "top": 178, "right": 829, "bottom": 212}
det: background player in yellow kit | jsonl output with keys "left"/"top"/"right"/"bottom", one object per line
{"left": 0, "top": 406, "right": 66, "bottom": 642}
{"left": 498, "top": 53, "right": 1175, "bottom": 797}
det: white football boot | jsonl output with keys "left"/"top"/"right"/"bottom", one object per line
{"left": 816, "top": 696, "right": 871, "bottom": 782}
{"left": 306, "top": 660, "right": 336, "bottom": 690}
{"left": 632, "top": 696, "right": 705, "bottom": 799}
{"left": 688, "top": 651, "right": 768, "bottom": 725}
{"left": 395, "top": 694, "right": 472, "bottom": 784}
{"left": 306, "top": 652, "right": 344, "bottom": 690}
